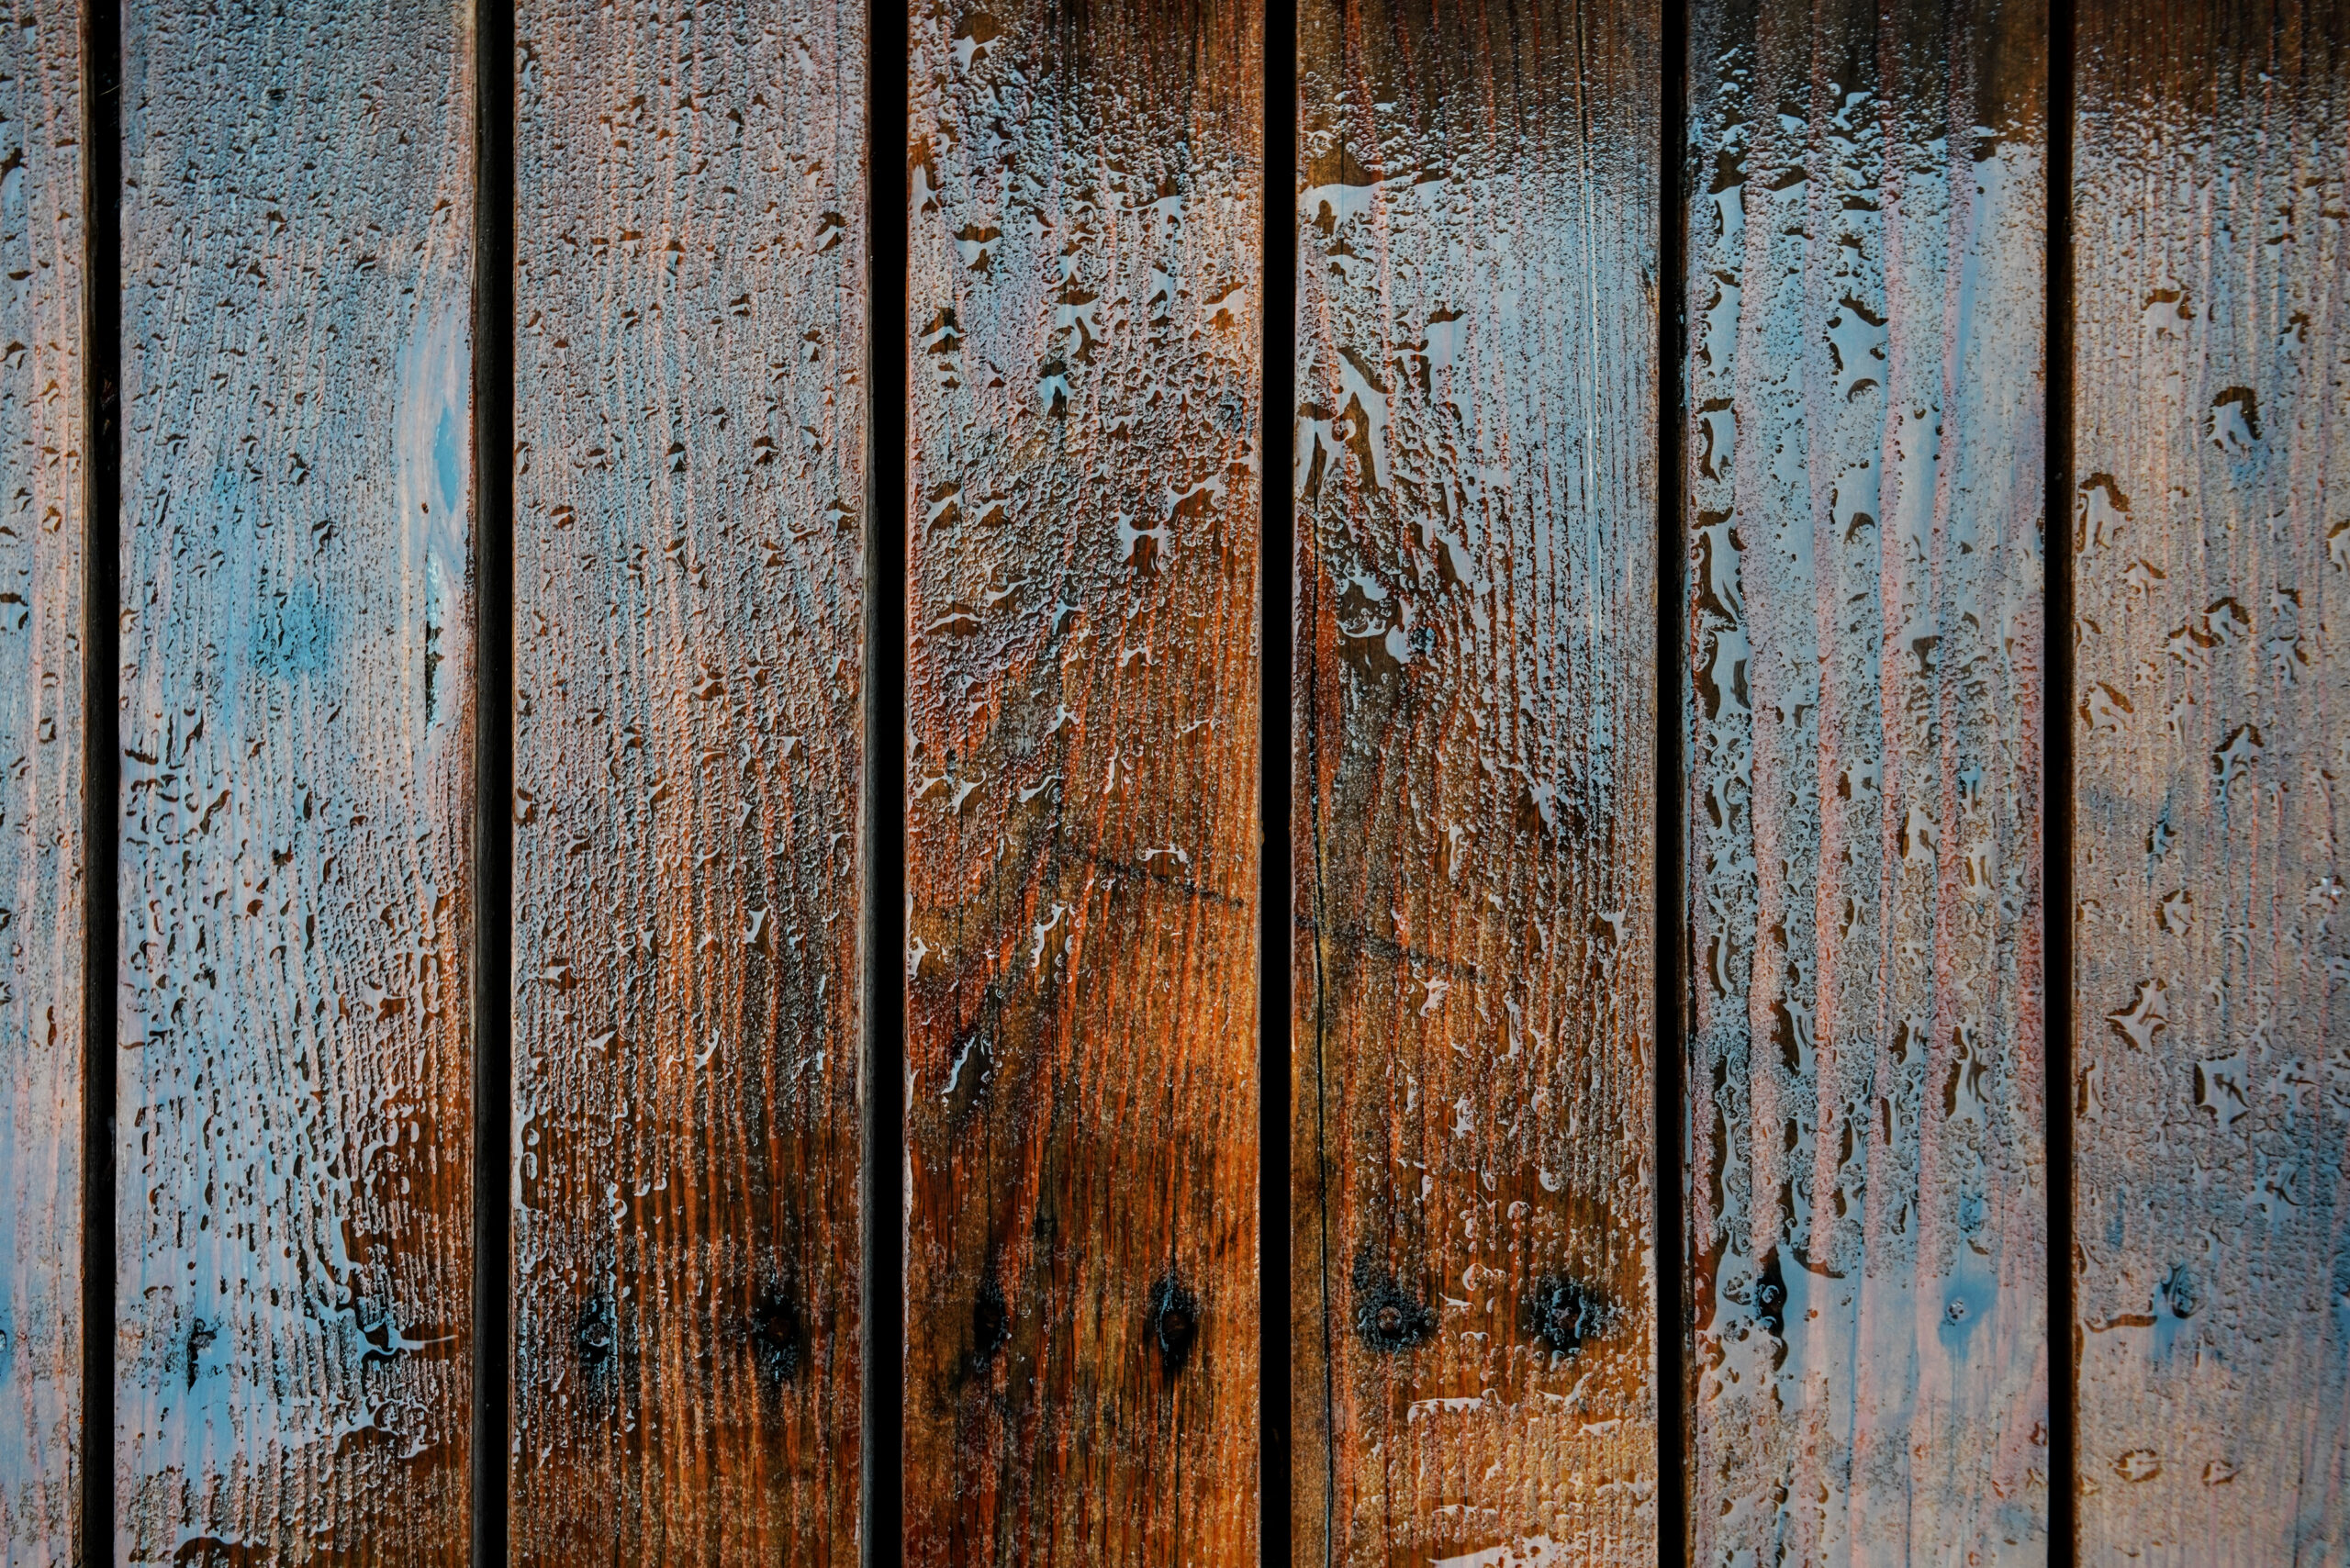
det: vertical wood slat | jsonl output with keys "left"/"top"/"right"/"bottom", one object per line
{"left": 0, "top": 1, "right": 83, "bottom": 1560}
{"left": 508, "top": 0, "right": 867, "bottom": 1559}
{"left": 2072, "top": 2, "right": 2350, "bottom": 1559}
{"left": 900, "top": 0, "right": 1263, "bottom": 1558}
{"left": 1290, "top": 2, "right": 1660, "bottom": 1562}
{"left": 1682, "top": 2, "right": 2052, "bottom": 1561}
{"left": 115, "top": 0, "right": 477, "bottom": 1558}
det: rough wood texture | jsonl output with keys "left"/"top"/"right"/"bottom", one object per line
{"left": 0, "top": 1, "right": 83, "bottom": 1559}
{"left": 1292, "top": 2, "right": 1657, "bottom": 1562}
{"left": 1682, "top": 3, "right": 2050, "bottom": 1562}
{"left": 116, "top": 1, "right": 476, "bottom": 1558}
{"left": 509, "top": 0, "right": 867, "bottom": 1559}
{"left": 2072, "top": 3, "right": 2350, "bottom": 1559}
{"left": 901, "top": 0, "right": 1261, "bottom": 1558}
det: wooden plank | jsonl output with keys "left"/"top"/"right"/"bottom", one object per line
{"left": 0, "top": 0, "right": 84, "bottom": 1558}
{"left": 115, "top": 0, "right": 476, "bottom": 1558}
{"left": 1291, "top": 2, "right": 1658, "bottom": 1562}
{"left": 1681, "top": 2, "right": 2050, "bottom": 1561}
{"left": 2071, "top": 2, "right": 2350, "bottom": 1557}
{"left": 508, "top": 0, "right": 867, "bottom": 1559}
{"left": 900, "top": 0, "right": 1261, "bottom": 1558}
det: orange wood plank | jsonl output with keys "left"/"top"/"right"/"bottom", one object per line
{"left": 508, "top": 0, "right": 869, "bottom": 1559}
{"left": 1291, "top": 2, "right": 1661, "bottom": 1562}
{"left": 116, "top": 1, "right": 478, "bottom": 1556}
{"left": 1682, "top": 2, "right": 2052, "bottom": 1560}
{"left": 2072, "top": 2, "right": 2350, "bottom": 1557}
{"left": 901, "top": 0, "right": 1263, "bottom": 1559}
{"left": 0, "top": 0, "right": 85, "bottom": 1557}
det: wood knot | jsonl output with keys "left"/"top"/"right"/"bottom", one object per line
{"left": 575, "top": 1297, "right": 619, "bottom": 1369}
{"left": 753, "top": 1293, "right": 804, "bottom": 1382}
{"left": 968, "top": 1279, "right": 1012, "bottom": 1372}
{"left": 1351, "top": 1252, "right": 1436, "bottom": 1354}
{"left": 1522, "top": 1273, "right": 1610, "bottom": 1356}
{"left": 1148, "top": 1274, "right": 1200, "bottom": 1374}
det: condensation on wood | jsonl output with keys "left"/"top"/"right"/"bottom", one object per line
{"left": 2072, "top": 3, "right": 2350, "bottom": 1559}
{"left": 0, "top": 1, "right": 84, "bottom": 1560}
{"left": 901, "top": 0, "right": 1263, "bottom": 1558}
{"left": 115, "top": 1, "right": 477, "bottom": 1557}
{"left": 1682, "top": 2, "right": 2050, "bottom": 1561}
{"left": 1292, "top": 2, "right": 1659, "bottom": 1562}
{"left": 509, "top": 0, "right": 867, "bottom": 1559}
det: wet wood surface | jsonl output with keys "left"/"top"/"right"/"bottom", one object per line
{"left": 1682, "top": 2, "right": 2050, "bottom": 1561}
{"left": 1291, "top": 1, "right": 1659, "bottom": 1562}
{"left": 115, "top": 0, "right": 477, "bottom": 1558}
{"left": 0, "top": 1, "right": 84, "bottom": 1559}
{"left": 509, "top": 0, "right": 868, "bottom": 1559}
{"left": 2071, "top": 2, "right": 2350, "bottom": 1560}
{"left": 900, "top": 0, "right": 1263, "bottom": 1559}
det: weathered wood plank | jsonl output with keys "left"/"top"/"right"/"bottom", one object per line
{"left": 901, "top": 0, "right": 1262, "bottom": 1558}
{"left": 116, "top": 1, "right": 477, "bottom": 1557}
{"left": 509, "top": 0, "right": 867, "bottom": 1559}
{"left": 0, "top": 1, "right": 83, "bottom": 1559}
{"left": 2072, "top": 3, "right": 2350, "bottom": 1558}
{"left": 1291, "top": 3, "right": 1658, "bottom": 1562}
{"left": 1682, "top": 2, "right": 2050, "bottom": 1561}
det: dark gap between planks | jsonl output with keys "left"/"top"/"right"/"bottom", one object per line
{"left": 1655, "top": 1, "right": 1690, "bottom": 1564}
{"left": 82, "top": 0, "right": 123, "bottom": 1560}
{"left": 2045, "top": 0, "right": 2076, "bottom": 1559}
{"left": 473, "top": 1, "right": 517, "bottom": 1562}
{"left": 1260, "top": 0, "right": 1297, "bottom": 1557}
{"left": 867, "top": 0, "right": 912, "bottom": 1554}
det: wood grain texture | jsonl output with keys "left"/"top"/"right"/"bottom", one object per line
{"left": 2072, "top": 4, "right": 2350, "bottom": 1560}
{"left": 116, "top": 0, "right": 476, "bottom": 1558}
{"left": 0, "top": 1, "right": 83, "bottom": 1559}
{"left": 1291, "top": 3, "right": 1657, "bottom": 1562}
{"left": 509, "top": 0, "right": 867, "bottom": 1559}
{"left": 1682, "top": 3, "right": 2050, "bottom": 1562}
{"left": 901, "top": 0, "right": 1261, "bottom": 1558}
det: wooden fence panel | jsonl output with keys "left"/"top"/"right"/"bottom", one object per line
{"left": 1291, "top": 3, "right": 1659, "bottom": 1562}
{"left": 1682, "top": 2, "right": 2050, "bottom": 1561}
{"left": 116, "top": 1, "right": 477, "bottom": 1557}
{"left": 0, "top": 1, "right": 83, "bottom": 1559}
{"left": 2072, "top": 3, "right": 2350, "bottom": 1559}
{"left": 901, "top": 0, "right": 1263, "bottom": 1559}
{"left": 509, "top": 0, "right": 868, "bottom": 1560}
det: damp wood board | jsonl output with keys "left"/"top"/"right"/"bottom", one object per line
{"left": 0, "top": 0, "right": 86, "bottom": 1556}
{"left": 116, "top": 1, "right": 479, "bottom": 1557}
{"left": 1681, "top": 0, "right": 2052, "bottom": 1560}
{"left": 1291, "top": 0, "right": 1661, "bottom": 1562}
{"left": 2071, "top": 0, "right": 2350, "bottom": 1558}
{"left": 508, "top": 0, "right": 869, "bottom": 1559}
{"left": 901, "top": 0, "right": 1265, "bottom": 1560}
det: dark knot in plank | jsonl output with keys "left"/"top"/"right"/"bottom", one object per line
{"left": 967, "top": 1278, "right": 1012, "bottom": 1373}
{"left": 1148, "top": 1273, "right": 1200, "bottom": 1374}
{"left": 1522, "top": 1273, "right": 1611, "bottom": 1356}
{"left": 1351, "top": 1253, "right": 1436, "bottom": 1354}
